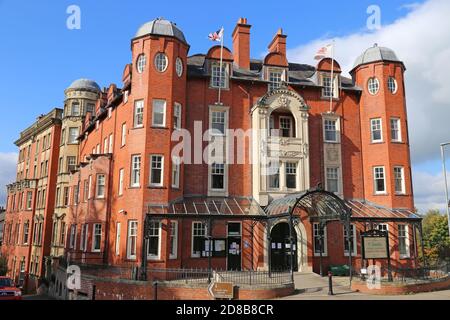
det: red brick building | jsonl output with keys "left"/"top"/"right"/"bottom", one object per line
{"left": 2, "top": 18, "right": 422, "bottom": 293}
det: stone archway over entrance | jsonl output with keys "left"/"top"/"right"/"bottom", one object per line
{"left": 270, "top": 222, "right": 298, "bottom": 272}
{"left": 265, "top": 188, "right": 353, "bottom": 281}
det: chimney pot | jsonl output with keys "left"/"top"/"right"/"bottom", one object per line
{"left": 232, "top": 18, "right": 251, "bottom": 70}
{"left": 268, "top": 28, "right": 287, "bottom": 56}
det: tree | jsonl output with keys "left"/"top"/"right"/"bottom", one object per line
{"left": 0, "top": 255, "right": 8, "bottom": 276}
{"left": 421, "top": 210, "right": 450, "bottom": 264}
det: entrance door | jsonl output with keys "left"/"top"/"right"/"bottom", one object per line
{"left": 227, "top": 223, "right": 242, "bottom": 271}
{"left": 270, "top": 223, "right": 298, "bottom": 272}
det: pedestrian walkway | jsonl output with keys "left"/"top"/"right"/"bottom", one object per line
{"left": 280, "top": 272, "right": 450, "bottom": 300}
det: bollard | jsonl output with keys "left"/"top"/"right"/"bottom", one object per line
{"left": 328, "top": 272, "right": 334, "bottom": 296}
{"left": 153, "top": 281, "right": 158, "bottom": 301}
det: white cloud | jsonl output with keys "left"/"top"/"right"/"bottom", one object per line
{"left": 413, "top": 169, "right": 448, "bottom": 213}
{"left": 0, "top": 152, "right": 17, "bottom": 207}
{"left": 287, "top": 0, "right": 450, "bottom": 165}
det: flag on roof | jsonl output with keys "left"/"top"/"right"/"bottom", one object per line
{"left": 208, "top": 27, "right": 224, "bottom": 42}
{"left": 314, "top": 44, "right": 333, "bottom": 60}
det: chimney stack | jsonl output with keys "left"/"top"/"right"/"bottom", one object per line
{"left": 232, "top": 17, "right": 251, "bottom": 70}
{"left": 268, "top": 28, "right": 287, "bottom": 57}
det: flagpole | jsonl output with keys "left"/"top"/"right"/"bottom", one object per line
{"left": 217, "top": 27, "right": 224, "bottom": 105}
{"left": 329, "top": 40, "right": 335, "bottom": 113}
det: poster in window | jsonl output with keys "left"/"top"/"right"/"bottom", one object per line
{"left": 215, "top": 240, "right": 225, "bottom": 252}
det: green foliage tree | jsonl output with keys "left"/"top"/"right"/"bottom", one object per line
{"left": 421, "top": 210, "right": 450, "bottom": 264}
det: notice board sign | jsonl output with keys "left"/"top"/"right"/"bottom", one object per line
{"left": 208, "top": 282, "right": 234, "bottom": 300}
{"left": 361, "top": 229, "right": 389, "bottom": 259}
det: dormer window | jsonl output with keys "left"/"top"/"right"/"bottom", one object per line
{"left": 210, "top": 62, "right": 229, "bottom": 89}
{"left": 268, "top": 68, "right": 285, "bottom": 92}
{"left": 320, "top": 73, "right": 339, "bottom": 99}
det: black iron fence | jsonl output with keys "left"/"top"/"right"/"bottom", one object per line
{"left": 56, "top": 256, "right": 293, "bottom": 286}
{"left": 147, "top": 268, "right": 293, "bottom": 286}
{"left": 359, "top": 262, "right": 450, "bottom": 283}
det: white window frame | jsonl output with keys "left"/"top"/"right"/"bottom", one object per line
{"left": 131, "top": 155, "right": 141, "bottom": 187}
{"left": 88, "top": 175, "right": 92, "bottom": 199}
{"left": 134, "top": 100, "right": 144, "bottom": 128}
{"left": 175, "top": 57, "right": 183, "bottom": 77}
{"left": 115, "top": 222, "right": 121, "bottom": 256}
{"left": 313, "top": 223, "right": 328, "bottom": 257}
{"left": 210, "top": 110, "right": 226, "bottom": 136}
{"left": 326, "top": 167, "right": 340, "bottom": 194}
{"left": 152, "top": 99, "right": 166, "bottom": 127}
{"left": 268, "top": 161, "right": 281, "bottom": 190}
{"left": 69, "top": 225, "right": 76, "bottom": 249}
{"left": 150, "top": 155, "right": 164, "bottom": 187}
{"left": 68, "top": 127, "right": 79, "bottom": 144}
{"left": 321, "top": 73, "right": 339, "bottom": 98}
{"left": 71, "top": 102, "right": 80, "bottom": 116}
{"left": 398, "top": 224, "right": 410, "bottom": 259}
{"left": 169, "top": 221, "right": 178, "bottom": 259}
{"left": 191, "top": 222, "right": 207, "bottom": 258}
{"left": 154, "top": 52, "right": 168, "bottom": 73}
{"left": 377, "top": 223, "right": 389, "bottom": 232}
{"left": 368, "top": 77, "right": 380, "bottom": 95}
{"left": 210, "top": 163, "right": 226, "bottom": 191}
{"left": 103, "top": 138, "right": 108, "bottom": 154}
{"left": 146, "top": 221, "right": 161, "bottom": 260}
{"left": 387, "top": 77, "right": 398, "bottom": 94}
{"left": 394, "top": 166, "right": 406, "bottom": 195}
{"left": 323, "top": 118, "right": 340, "bottom": 143}
{"left": 121, "top": 123, "right": 127, "bottom": 147}
{"left": 136, "top": 54, "right": 147, "bottom": 74}
{"left": 173, "top": 103, "right": 182, "bottom": 130}
{"left": 127, "top": 220, "right": 138, "bottom": 260}
{"left": 285, "top": 162, "right": 298, "bottom": 190}
{"left": 371, "top": 118, "right": 383, "bottom": 143}
{"left": 279, "top": 116, "right": 293, "bottom": 138}
{"left": 344, "top": 224, "right": 357, "bottom": 256}
{"left": 210, "top": 62, "right": 229, "bottom": 89}
{"left": 80, "top": 224, "right": 88, "bottom": 252}
{"left": 390, "top": 118, "right": 402, "bottom": 142}
{"left": 109, "top": 134, "right": 114, "bottom": 153}
{"left": 268, "top": 68, "right": 285, "bottom": 92}
{"left": 92, "top": 223, "right": 102, "bottom": 253}
{"left": 374, "top": 166, "right": 387, "bottom": 195}
{"left": 172, "top": 157, "right": 180, "bottom": 188}
{"left": 96, "top": 174, "right": 106, "bottom": 199}
{"left": 118, "top": 168, "right": 124, "bottom": 196}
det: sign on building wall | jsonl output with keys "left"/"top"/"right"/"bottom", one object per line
{"left": 361, "top": 230, "right": 389, "bottom": 260}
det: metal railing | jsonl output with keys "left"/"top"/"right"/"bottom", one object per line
{"left": 147, "top": 268, "right": 293, "bottom": 286}
{"left": 359, "top": 262, "right": 450, "bottom": 284}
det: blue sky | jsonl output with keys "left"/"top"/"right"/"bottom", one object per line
{"left": 2, "top": 0, "right": 450, "bottom": 212}
{"left": 0, "top": 0, "right": 423, "bottom": 153}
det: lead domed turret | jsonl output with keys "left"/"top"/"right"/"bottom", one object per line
{"left": 134, "top": 17, "right": 187, "bottom": 44}
{"left": 352, "top": 44, "right": 401, "bottom": 72}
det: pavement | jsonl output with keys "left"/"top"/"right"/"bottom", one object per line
{"left": 279, "top": 272, "right": 450, "bottom": 300}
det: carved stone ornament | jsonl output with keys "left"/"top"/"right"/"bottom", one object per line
{"left": 277, "top": 94, "right": 291, "bottom": 109}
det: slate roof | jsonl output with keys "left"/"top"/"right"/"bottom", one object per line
{"left": 187, "top": 55, "right": 361, "bottom": 91}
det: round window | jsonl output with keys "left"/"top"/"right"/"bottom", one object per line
{"left": 154, "top": 53, "right": 168, "bottom": 73}
{"left": 176, "top": 57, "right": 183, "bottom": 77}
{"left": 136, "top": 54, "right": 146, "bottom": 74}
{"left": 387, "top": 77, "right": 398, "bottom": 94}
{"left": 368, "top": 77, "right": 380, "bottom": 95}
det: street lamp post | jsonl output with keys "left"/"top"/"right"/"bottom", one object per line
{"left": 440, "top": 142, "right": 450, "bottom": 237}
